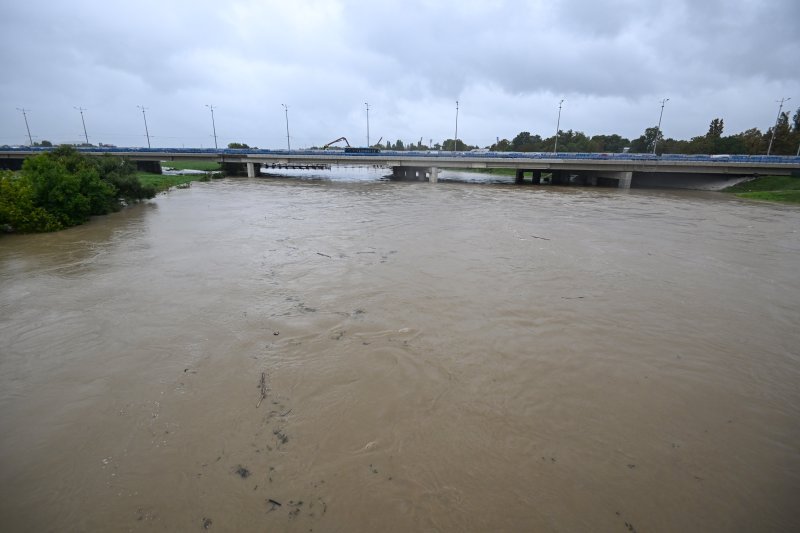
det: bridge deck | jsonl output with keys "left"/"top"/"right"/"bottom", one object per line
{"left": 2, "top": 147, "right": 799, "bottom": 176}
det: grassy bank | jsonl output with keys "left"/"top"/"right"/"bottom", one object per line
{"left": 136, "top": 171, "right": 216, "bottom": 193}
{"left": 723, "top": 175, "right": 800, "bottom": 204}
{"left": 136, "top": 160, "right": 225, "bottom": 192}
{"left": 162, "top": 160, "right": 221, "bottom": 171}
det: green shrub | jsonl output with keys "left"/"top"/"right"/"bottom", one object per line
{"left": 0, "top": 146, "right": 156, "bottom": 233}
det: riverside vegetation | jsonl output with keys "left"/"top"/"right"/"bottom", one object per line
{"left": 723, "top": 175, "right": 800, "bottom": 204}
{"left": 0, "top": 146, "right": 156, "bottom": 233}
{"left": 0, "top": 149, "right": 227, "bottom": 233}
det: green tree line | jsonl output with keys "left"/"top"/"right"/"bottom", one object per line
{"left": 367, "top": 109, "right": 800, "bottom": 155}
{"left": 0, "top": 146, "right": 155, "bottom": 233}
{"left": 489, "top": 109, "right": 800, "bottom": 155}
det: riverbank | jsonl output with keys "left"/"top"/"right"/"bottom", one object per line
{"left": 722, "top": 175, "right": 800, "bottom": 204}
{"left": 138, "top": 160, "right": 224, "bottom": 193}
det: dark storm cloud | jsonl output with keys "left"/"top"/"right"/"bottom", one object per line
{"left": 1, "top": 0, "right": 798, "bottom": 147}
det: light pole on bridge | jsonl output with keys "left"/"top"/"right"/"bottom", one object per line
{"left": 767, "top": 97, "right": 791, "bottom": 156}
{"left": 137, "top": 105, "right": 151, "bottom": 148}
{"left": 653, "top": 98, "right": 669, "bottom": 155}
{"left": 554, "top": 99, "right": 564, "bottom": 153}
{"left": 282, "top": 104, "right": 291, "bottom": 150}
{"left": 16, "top": 107, "right": 33, "bottom": 146}
{"left": 454, "top": 100, "right": 459, "bottom": 151}
{"left": 205, "top": 104, "right": 218, "bottom": 150}
{"left": 365, "top": 102, "right": 370, "bottom": 147}
{"left": 74, "top": 106, "right": 89, "bottom": 145}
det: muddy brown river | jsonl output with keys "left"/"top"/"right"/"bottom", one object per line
{"left": 1, "top": 172, "right": 799, "bottom": 532}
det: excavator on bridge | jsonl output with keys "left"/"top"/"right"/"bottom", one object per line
{"left": 322, "top": 136, "right": 381, "bottom": 154}
{"left": 322, "top": 136, "right": 350, "bottom": 149}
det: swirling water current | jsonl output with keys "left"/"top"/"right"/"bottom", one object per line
{"left": 1, "top": 172, "right": 799, "bottom": 532}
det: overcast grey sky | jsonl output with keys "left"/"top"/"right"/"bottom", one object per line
{"left": 1, "top": 0, "right": 798, "bottom": 149}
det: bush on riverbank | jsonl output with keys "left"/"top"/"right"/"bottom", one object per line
{"left": 0, "top": 146, "right": 156, "bottom": 233}
{"left": 723, "top": 175, "right": 800, "bottom": 204}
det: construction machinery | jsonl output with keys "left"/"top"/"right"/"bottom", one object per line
{"left": 322, "top": 136, "right": 380, "bottom": 153}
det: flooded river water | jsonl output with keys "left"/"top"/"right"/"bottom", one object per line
{"left": 1, "top": 172, "right": 799, "bottom": 532}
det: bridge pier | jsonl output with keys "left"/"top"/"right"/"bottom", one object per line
{"left": 392, "top": 166, "right": 439, "bottom": 183}
{"left": 136, "top": 160, "right": 162, "bottom": 174}
{"left": 0, "top": 157, "right": 25, "bottom": 171}
{"left": 246, "top": 162, "right": 257, "bottom": 178}
{"left": 515, "top": 170, "right": 543, "bottom": 184}
{"left": 612, "top": 171, "right": 632, "bottom": 189}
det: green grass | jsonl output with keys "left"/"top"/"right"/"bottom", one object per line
{"left": 161, "top": 160, "right": 221, "bottom": 171}
{"left": 136, "top": 172, "right": 209, "bottom": 193}
{"left": 723, "top": 175, "right": 800, "bottom": 204}
{"left": 732, "top": 190, "right": 800, "bottom": 203}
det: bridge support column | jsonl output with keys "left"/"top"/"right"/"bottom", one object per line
{"left": 0, "top": 158, "right": 25, "bottom": 171}
{"left": 614, "top": 171, "right": 632, "bottom": 189}
{"left": 531, "top": 170, "right": 542, "bottom": 184}
{"left": 136, "top": 160, "right": 162, "bottom": 174}
{"left": 392, "top": 166, "right": 433, "bottom": 181}
{"left": 246, "top": 162, "right": 256, "bottom": 178}
{"left": 515, "top": 169, "right": 525, "bottom": 184}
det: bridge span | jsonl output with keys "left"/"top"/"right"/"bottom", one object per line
{"left": 2, "top": 147, "right": 799, "bottom": 189}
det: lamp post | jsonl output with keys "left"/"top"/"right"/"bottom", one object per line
{"left": 205, "top": 104, "right": 218, "bottom": 149}
{"left": 137, "top": 105, "right": 151, "bottom": 148}
{"left": 454, "top": 100, "right": 459, "bottom": 151}
{"left": 365, "top": 102, "right": 370, "bottom": 147}
{"left": 16, "top": 107, "right": 33, "bottom": 146}
{"left": 282, "top": 104, "right": 291, "bottom": 150}
{"left": 653, "top": 98, "right": 669, "bottom": 155}
{"left": 767, "top": 97, "right": 791, "bottom": 155}
{"left": 554, "top": 99, "right": 564, "bottom": 153}
{"left": 74, "top": 106, "right": 89, "bottom": 145}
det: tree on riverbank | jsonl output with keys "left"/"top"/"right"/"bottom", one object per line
{"left": 0, "top": 146, "right": 155, "bottom": 233}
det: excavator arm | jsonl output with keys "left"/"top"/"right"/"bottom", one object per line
{"left": 322, "top": 137, "right": 350, "bottom": 149}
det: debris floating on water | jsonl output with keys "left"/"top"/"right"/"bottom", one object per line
{"left": 257, "top": 372, "right": 268, "bottom": 408}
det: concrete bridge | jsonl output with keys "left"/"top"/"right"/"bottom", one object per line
{"left": 2, "top": 147, "right": 799, "bottom": 189}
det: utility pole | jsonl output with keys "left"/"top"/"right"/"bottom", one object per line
{"left": 365, "top": 102, "right": 370, "bottom": 147}
{"left": 454, "top": 100, "right": 459, "bottom": 151}
{"left": 767, "top": 97, "right": 791, "bottom": 155}
{"left": 205, "top": 104, "right": 218, "bottom": 149}
{"left": 16, "top": 107, "right": 33, "bottom": 145}
{"left": 74, "top": 106, "right": 89, "bottom": 145}
{"left": 554, "top": 99, "right": 564, "bottom": 153}
{"left": 282, "top": 104, "right": 291, "bottom": 150}
{"left": 137, "top": 105, "right": 151, "bottom": 148}
{"left": 653, "top": 98, "right": 669, "bottom": 155}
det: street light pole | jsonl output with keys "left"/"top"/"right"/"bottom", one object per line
{"left": 767, "top": 97, "right": 791, "bottom": 156}
{"left": 454, "top": 100, "right": 459, "bottom": 151}
{"left": 205, "top": 104, "right": 218, "bottom": 149}
{"left": 554, "top": 99, "right": 564, "bottom": 153}
{"left": 137, "top": 105, "right": 151, "bottom": 148}
{"left": 653, "top": 98, "right": 669, "bottom": 155}
{"left": 282, "top": 104, "right": 291, "bottom": 150}
{"left": 74, "top": 106, "right": 89, "bottom": 145}
{"left": 365, "top": 102, "right": 370, "bottom": 147}
{"left": 16, "top": 107, "right": 33, "bottom": 146}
